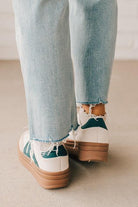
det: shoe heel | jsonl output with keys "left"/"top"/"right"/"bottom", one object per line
{"left": 78, "top": 142, "right": 109, "bottom": 162}
{"left": 18, "top": 144, "right": 70, "bottom": 189}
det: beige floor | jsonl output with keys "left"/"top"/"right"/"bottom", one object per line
{"left": 0, "top": 60, "right": 138, "bottom": 207}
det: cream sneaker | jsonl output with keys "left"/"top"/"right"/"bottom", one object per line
{"left": 18, "top": 131, "right": 70, "bottom": 189}
{"left": 65, "top": 106, "right": 109, "bottom": 162}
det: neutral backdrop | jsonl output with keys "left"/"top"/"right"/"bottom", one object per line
{"left": 0, "top": 0, "right": 138, "bottom": 60}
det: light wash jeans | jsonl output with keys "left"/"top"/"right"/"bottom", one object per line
{"left": 12, "top": 0, "right": 117, "bottom": 142}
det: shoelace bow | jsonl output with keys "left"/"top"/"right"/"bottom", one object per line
{"left": 28, "top": 140, "right": 61, "bottom": 162}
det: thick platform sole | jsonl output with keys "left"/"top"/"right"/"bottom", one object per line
{"left": 65, "top": 140, "right": 109, "bottom": 162}
{"left": 18, "top": 145, "right": 70, "bottom": 189}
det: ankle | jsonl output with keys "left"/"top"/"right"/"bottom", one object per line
{"left": 81, "top": 103, "right": 106, "bottom": 116}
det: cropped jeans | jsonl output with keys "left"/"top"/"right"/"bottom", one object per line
{"left": 12, "top": 0, "right": 118, "bottom": 142}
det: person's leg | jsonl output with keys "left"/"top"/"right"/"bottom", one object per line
{"left": 65, "top": 0, "right": 117, "bottom": 162}
{"left": 82, "top": 103, "right": 105, "bottom": 116}
{"left": 13, "top": 0, "right": 78, "bottom": 142}
{"left": 69, "top": 0, "right": 117, "bottom": 110}
{"left": 12, "top": 0, "right": 78, "bottom": 188}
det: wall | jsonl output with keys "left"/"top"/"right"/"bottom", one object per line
{"left": 115, "top": 0, "right": 138, "bottom": 59}
{"left": 0, "top": 0, "right": 138, "bottom": 60}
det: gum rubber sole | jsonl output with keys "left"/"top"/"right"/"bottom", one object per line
{"left": 18, "top": 145, "right": 70, "bottom": 189}
{"left": 65, "top": 141, "right": 109, "bottom": 162}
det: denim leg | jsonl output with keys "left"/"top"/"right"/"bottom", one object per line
{"left": 69, "top": 0, "right": 118, "bottom": 104}
{"left": 12, "top": 0, "right": 78, "bottom": 142}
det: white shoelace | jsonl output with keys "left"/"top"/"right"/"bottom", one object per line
{"left": 41, "top": 142, "right": 60, "bottom": 156}
{"left": 69, "top": 128, "right": 80, "bottom": 149}
{"left": 30, "top": 140, "right": 62, "bottom": 159}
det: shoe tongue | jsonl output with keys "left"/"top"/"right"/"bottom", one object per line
{"left": 78, "top": 107, "right": 89, "bottom": 125}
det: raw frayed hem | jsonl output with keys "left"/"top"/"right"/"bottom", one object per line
{"left": 30, "top": 123, "right": 80, "bottom": 143}
{"left": 76, "top": 100, "right": 108, "bottom": 107}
